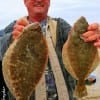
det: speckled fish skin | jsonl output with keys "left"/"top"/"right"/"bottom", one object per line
{"left": 2, "top": 23, "right": 48, "bottom": 100}
{"left": 62, "top": 16, "right": 99, "bottom": 98}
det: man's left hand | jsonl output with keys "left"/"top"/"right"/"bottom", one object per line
{"left": 81, "top": 23, "right": 100, "bottom": 47}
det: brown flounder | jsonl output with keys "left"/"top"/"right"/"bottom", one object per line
{"left": 62, "top": 16, "right": 99, "bottom": 98}
{"left": 2, "top": 23, "right": 48, "bottom": 100}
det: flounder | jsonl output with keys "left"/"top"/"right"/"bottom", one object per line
{"left": 2, "top": 23, "right": 48, "bottom": 100}
{"left": 62, "top": 16, "right": 99, "bottom": 98}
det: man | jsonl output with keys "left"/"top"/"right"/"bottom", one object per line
{"left": 0, "top": 0, "right": 100, "bottom": 100}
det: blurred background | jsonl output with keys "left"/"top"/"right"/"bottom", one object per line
{"left": 0, "top": 0, "right": 100, "bottom": 29}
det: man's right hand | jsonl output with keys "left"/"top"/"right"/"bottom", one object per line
{"left": 12, "top": 18, "right": 29, "bottom": 40}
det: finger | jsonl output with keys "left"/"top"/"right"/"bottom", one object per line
{"left": 82, "top": 31, "right": 95, "bottom": 38}
{"left": 98, "top": 25, "right": 100, "bottom": 33}
{"left": 16, "top": 18, "right": 29, "bottom": 26}
{"left": 13, "top": 24, "right": 25, "bottom": 32}
{"left": 84, "top": 34, "right": 100, "bottom": 42}
{"left": 94, "top": 40, "right": 100, "bottom": 47}
{"left": 12, "top": 31, "right": 21, "bottom": 40}
{"left": 12, "top": 35, "right": 17, "bottom": 40}
{"left": 88, "top": 23, "right": 99, "bottom": 31}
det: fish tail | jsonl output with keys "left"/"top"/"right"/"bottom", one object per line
{"left": 74, "top": 79, "right": 87, "bottom": 98}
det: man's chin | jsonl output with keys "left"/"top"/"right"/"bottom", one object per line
{"left": 34, "top": 10, "right": 44, "bottom": 15}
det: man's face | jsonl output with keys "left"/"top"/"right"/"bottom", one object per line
{"left": 24, "top": 0, "right": 50, "bottom": 16}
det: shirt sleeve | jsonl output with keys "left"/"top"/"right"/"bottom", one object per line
{"left": 0, "top": 33, "right": 12, "bottom": 60}
{"left": 0, "top": 21, "right": 15, "bottom": 60}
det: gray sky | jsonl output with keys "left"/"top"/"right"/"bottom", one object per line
{"left": 0, "top": 0, "right": 100, "bottom": 29}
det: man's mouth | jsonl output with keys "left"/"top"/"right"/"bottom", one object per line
{"left": 33, "top": 3, "right": 44, "bottom": 7}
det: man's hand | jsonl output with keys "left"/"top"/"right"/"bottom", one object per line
{"left": 81, "top": 23, "right": 100, "bottom": 47}
{"left": 12, "top": 18, "right": 29, "bottom": 40}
